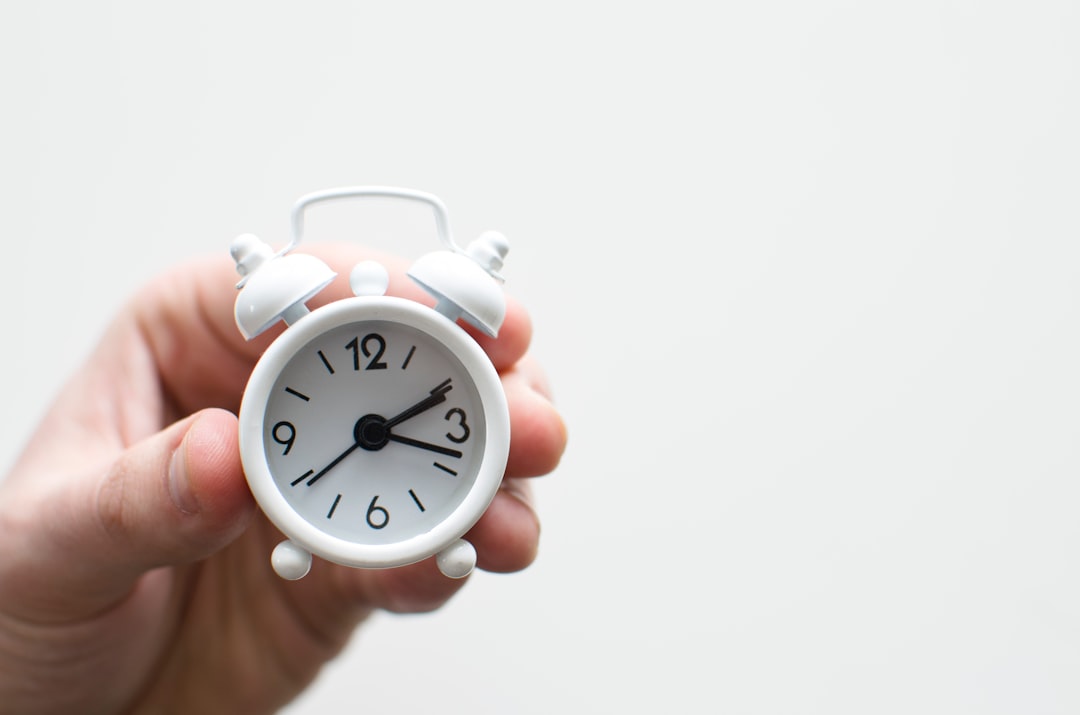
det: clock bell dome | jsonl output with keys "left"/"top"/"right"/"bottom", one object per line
{"left": 230, "top": 233, "right": 337, "bottom": 339}
{"left": 408, "top": 231, "right": 509, "bottom": 337}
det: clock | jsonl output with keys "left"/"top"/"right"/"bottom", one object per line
{"left": 229, "top": 187, "right": 511, "bottom": 581}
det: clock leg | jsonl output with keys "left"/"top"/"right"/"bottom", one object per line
{"left": 435, "top": 539, "right": 476, "bottom": 579}
{"left": 272, "top": 539, "right": 313, "bottom": 580}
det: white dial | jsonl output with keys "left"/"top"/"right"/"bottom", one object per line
{"left": 265, "top": 317, "right": 485, "bottom": 543}
{"left": 238, "top": 296, "right": 509, "bottom": 571}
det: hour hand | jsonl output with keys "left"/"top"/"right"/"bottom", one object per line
{"left": 384, "top": 378, "right": 453, "bottom": 428}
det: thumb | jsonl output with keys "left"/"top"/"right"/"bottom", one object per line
{"left": 3, "top": 409, "right": 255, "bottom": 621}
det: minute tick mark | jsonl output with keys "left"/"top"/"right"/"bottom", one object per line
{"left": 317, "top": 350, "right": 335, "bottom": 375}
{"left": 284, "top": 387, "right": 310, "bottom": 402}
{"left": 291, "top": 469, "right": 315, "bottom": 487}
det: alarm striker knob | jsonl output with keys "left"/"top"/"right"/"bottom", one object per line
{"left": 231, "top": 233, "right": 273, "bottom": 279}
{"left": 466, "top": 230, "right": 509, "bottom": 277}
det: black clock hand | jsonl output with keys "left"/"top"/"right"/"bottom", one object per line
{"left": 386, "top": 433, "right": 463, "bottom": 458}
{"left": 384, "top": 378, "right": 453, "bottom": 429}
{"left": 306, "top": 441, "right": 362, "bottom": 486}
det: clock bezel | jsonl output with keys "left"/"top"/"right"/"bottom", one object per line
{"left": 237, "top": 294, "right": 510, "bottom": 570}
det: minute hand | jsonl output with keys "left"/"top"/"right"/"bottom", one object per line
{"left": 386, "top": 433, "right": 463, "bottom": 458}
{"left": 384, "top": 378, "right": 453, "bottom": 429}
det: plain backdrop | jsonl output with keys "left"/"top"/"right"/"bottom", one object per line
{"left": 3, "top": 2, "right": 1080, "bottom": 713}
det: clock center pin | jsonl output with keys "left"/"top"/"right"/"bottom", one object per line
{"left": 355, "top": 414, "right": 390, "bottom": 451}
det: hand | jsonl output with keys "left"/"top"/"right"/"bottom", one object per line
{"left": 385, "top": 432, "right": 462, "bottom": 457}
{"left": 383, "top": 377, "right": 453, "bottom": 428}
{"left": 0, "top": 244, "right": 567, "bottom": 715}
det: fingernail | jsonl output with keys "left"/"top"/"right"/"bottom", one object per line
{"left": 168, "top": 445, "right": 199, "bottom": 515}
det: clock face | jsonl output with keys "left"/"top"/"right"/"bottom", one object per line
{"left": 259, "top": 315, "right": 489, "bottom": 547}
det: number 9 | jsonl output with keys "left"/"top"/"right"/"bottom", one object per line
{"left": 272, "top": 421, "right": 296, "bottom": 455}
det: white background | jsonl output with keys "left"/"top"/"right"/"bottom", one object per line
{"left": 2, "top": 2, "right": 1080, "bottom": 713}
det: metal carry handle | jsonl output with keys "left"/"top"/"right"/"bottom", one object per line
{"left": 286, "top": 186, "right": 458, "bottom": 255}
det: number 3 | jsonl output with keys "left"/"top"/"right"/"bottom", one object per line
{"left": 444, "top": 407, "right": 470, "bottom": 444}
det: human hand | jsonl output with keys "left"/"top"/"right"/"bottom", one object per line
{"left": 0, "top": 245, "right": 567, "bottom": 715}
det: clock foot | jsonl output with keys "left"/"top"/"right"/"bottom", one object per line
{"left": 436, "top": 539, "right": 476, "bottom": 579}
{"left": 272, "top": 540, "right": 312, "bottom": 580}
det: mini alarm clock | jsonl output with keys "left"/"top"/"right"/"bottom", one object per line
{"left": 230, "top": 187, "right": 511, "bottom": 580}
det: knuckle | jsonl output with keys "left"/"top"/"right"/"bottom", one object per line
{"left": 94, "top": 461, "right": 135, "bottom": 542}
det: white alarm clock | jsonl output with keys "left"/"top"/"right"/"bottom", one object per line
{"left": 230, "top": 187, "right": 511, "bottom": 581}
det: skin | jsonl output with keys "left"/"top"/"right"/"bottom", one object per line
{"left": 0, "top": 245, "right": 567, "bottom": 714}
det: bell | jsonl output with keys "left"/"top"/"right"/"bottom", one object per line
{"left": 407, "top": 232, "right": 509, "bottom": 337}
{"left": 230, "top": 234, "right": 337, "bottom": 340}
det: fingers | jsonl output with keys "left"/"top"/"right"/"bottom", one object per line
{"left": 503, "top": 358, "right": 568, "bottom": 478}
{"left": 464, "top": 295, "right": 533, "bottom": 371}
{"left": 339, "top": 558, "right": 469, "bottom": 614}
{"left": 470, "top": 479, "right": 541, "bottom": 572}
{"left": 0, "top": 409, "right": 255, "bottom": 621}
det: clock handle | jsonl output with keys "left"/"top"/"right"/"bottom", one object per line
{"left": 286, "top": 186, "right": 459, "bottom": 255}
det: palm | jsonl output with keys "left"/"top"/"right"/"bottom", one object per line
{"left": 0, "top": 247, "right": 564, "bottom": 715}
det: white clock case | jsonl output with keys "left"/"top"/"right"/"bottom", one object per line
{"left": 237, "top": 294, "right": 511, "bottom": 571}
